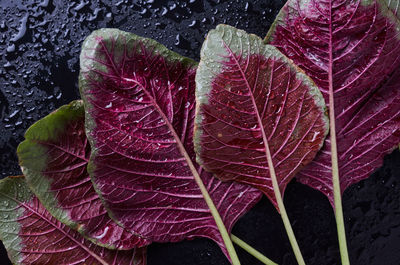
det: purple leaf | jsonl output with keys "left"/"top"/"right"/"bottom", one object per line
{"left": 265, "top": 0, "right": 400, "bottom": 205}
{"left": 17, "top": 100, "right": 149, "bottom": 249}
{"left": 79, "top": 28, "right": 262, "bottom": 256}
{"left": 0, "top": 176, "right": 146, "bottom": 265}
{"left": 194, "top": 24, "right": 329, "bottom": 208}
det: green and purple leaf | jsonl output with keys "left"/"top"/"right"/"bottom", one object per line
{"left": 17, "top": 100, "right": 149, "bottom": 249}
{"left": 79, "top": 28, "right": 262, "bottom": 256}
{"left": 265, "top": 0, "right": 400, "bottom": 205}
{"left": 194, "top": 24, "right": 329, "bottom": 208}
{"left": 0, "top": 176, "right": 146, "bottom": 265}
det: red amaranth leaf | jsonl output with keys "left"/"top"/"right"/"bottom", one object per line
{"left": 79, "top": 28, "right": 262, "bottom": 257}
{"left": 17, "top": 100, "right": 149, "bottom": 249}
{"left": 0, "top": 176, "right": 146, "bottom": 265}
{"left": 194, "top": 24, "right": 329, "bottom": 208}
{"left": 265, "top": 0, "right": 400, "bottom": 205}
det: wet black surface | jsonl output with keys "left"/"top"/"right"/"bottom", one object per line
{"left": 0, "top": 0, "right": 400, "bottom": 264}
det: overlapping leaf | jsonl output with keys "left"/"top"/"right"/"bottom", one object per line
{"left": 194, "top": 24, "right": 329, "bottom": 208}
{"left": 17, "top": 100, "right": 149, "bottom": 249}
{"left": 265, "top": 0, "right": 400, "bottom": 205}
{"left": 0, "top": 176, "right": 145, "bottom": 265}
{"left": 79, "top": 28, "right": 262, "bottom": 256}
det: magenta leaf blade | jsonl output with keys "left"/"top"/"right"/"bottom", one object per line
{"left": 0, "top": 176, "right": 146, "bottom": 265}
{"left": 194, "top": 24, "right": 329, "bottom": 209}
{"left": 265, "top": 0, "right": 400, "bottom": 205}
{"left": 17, "top": 100, "right": 149, "bottom": 250}
{"left": 79, "top": 28, "right": 262, "bottom": 256}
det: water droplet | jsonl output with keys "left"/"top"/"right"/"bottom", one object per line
{"left": 157, "top": 142, "right": 172, "bottom": 148}
{"left": 311, "top": 131, "right": 321, "bottom": 142}
{"left": 175, "top": 34, "right": 180, "bottom": 46}
{"left": 244, "top": 2, "right": 250, "bottom": 11}
{"left": 161, "top": 7, "right": 168, "bottom": 16}
{"left": 188, "top": 20, "right": 196, "bottom": 27}
{"left": 93, "top": 226, "right": 110, "bottom": 239}
{"left": 9, "top": 110, "right": 20, "bottom": 118}
{"left": 74, "top": 0, "right": 88, "bottom": 11}
{"left": 6, "top": 44, "right": 15, "bottom": 53}
{"left": 251, "top": 130, "right": 262, "bottom": 139}
{"left": 10, "top": 14, "right": 28, "bottom": 42}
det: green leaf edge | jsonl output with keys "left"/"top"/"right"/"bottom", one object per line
{"left": 194, "top": 24, "right": 329, "bottom": 173}
{"left": 16, "top": 101, "right": 85, "bottom": 235}
{"left": 0, "top": 176, "right": 33, "bottom": 265}
{"left": 78, "top": 28, "right": 198, "bottom": 238}
{"left": 16, "top": 100, "right": 123, "bottom": 249}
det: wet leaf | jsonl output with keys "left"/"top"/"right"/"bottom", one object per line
{"left": 0, "top": 176, "right": 146, "bottom": 265}
{"left": 79, "top": 28, "right": 262, "bottom": 256}
{"left": 17, "top": 100, "right": 149, "bottom": 249}
{"left": 194, "top": 24, "right": 329, "bottom": 208}
{"left": 265, "top": 0, "right": 400, "bottom": 205}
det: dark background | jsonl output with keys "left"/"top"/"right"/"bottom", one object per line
{"left": 1, "top": 0, "right": 400, "bottom": 264}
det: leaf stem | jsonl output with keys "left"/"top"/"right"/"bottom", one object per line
{"left": 254, "top": 94, "right": 305, "bottom": 264}
{"left": 190, "top": 165, "right": 241, "bottom": 265}
{"left": 224, "top": 42, "right": 305, "bottom": 265}
{"left": 332, "top": 155, "right": 350, "bottom": 265}
{"left": 232, "top": 55, "right": 305, "bottom": 265}
{"left": 267, "top": 152, "right": 305, "bottom": 265}
{"left": 130, "top": 80, "right": 241, "bottom": 264}
{"left": 231, "top": 234, "right": 278, "bottom": 265}
{"left": 147, "top": 92, "right": 241, "bottom": 265}
{"left": 328, "top": 4, "right": 350, "bottom": 264}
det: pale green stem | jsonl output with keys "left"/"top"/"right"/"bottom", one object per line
{"left": 328, "top": 3, "right": 350, "bottom": 264}
{"left": 169, "top": 133, "right": 241, "bottom": 265}
{"left": 227, "top": 43, "right": 306, "bottom": 265}
{"left": 247, "top": 81, "right": 305, "bottom": 264}
{"left": 143, "top": 87, "right": 241, "bottom": 265}
{"left": 257, "top": 109, "right": 305, "bottom": 265}
{"left": 270, "top": 166, "right": 305, "bottom": 265}
{"left": 190, "top": 167, "right": 241, "bottom": 265}
{"left": 231, "top": 234, "right": 278, "bottom": 265}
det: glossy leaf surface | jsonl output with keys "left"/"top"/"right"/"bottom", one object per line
{"left": 0, "top": 176, "right": 146, "bottom": 265}
{"left": 17, "top": 100, "right": 148, "bottom": 249}
{"left": 265, "top": 0, "right": 400, "bottom": 205}
{"left": 79, "top": 28, "right": 262, "bottom": 254}
{"left": 194, "top": 24, "right": 329, "bottom": 208}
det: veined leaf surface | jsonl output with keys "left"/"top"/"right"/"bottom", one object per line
{"left": 17, "top": 100, "right": 148, "bottom": 249}
{"left": 0, "top": 176, "right": 146, "bottom": 265}
{"left": 194, "top": 24, "right": 329, "bottom": 208}
{"left": 79, "top": 28, "right": 262, "bottom": 256}
{"left": 265, "top": 0, "right": 400, "bottom": 205}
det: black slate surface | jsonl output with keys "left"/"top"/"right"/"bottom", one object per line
{"left": 0, "top": 1, "right": 399, "bottom": 264}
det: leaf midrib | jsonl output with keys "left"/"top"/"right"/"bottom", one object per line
{"left": 120, "top": 75, "right": 240, "bottom": 261}
{"left": 122, "top": 78, "right": 208, "bottom": 194}
{"left": 220, "top": 40, "right": 282, "bottom": 198}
